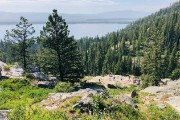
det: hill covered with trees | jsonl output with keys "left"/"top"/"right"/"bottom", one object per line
{"left": 77, "top": 1, "right": 180, "bottom": 87}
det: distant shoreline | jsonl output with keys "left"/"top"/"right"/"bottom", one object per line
{"left": 0, "top": 21, "right": 132, "bottom": 25}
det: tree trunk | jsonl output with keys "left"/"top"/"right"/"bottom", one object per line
{"left": 57, "top": 52, "right": 63, "bottom": 81}
{"left": 23, "top": 52, "right": 26, "bottom": 71}
{"left": 23, "top": 41, "right": 27, "bottom": 71}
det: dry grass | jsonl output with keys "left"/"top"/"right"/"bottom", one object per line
{"left": 160, "top": 94, "right": 172, "bottom": 101}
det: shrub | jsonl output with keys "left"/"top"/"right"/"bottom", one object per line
{"left": 25, "top": 73, "right": 35, "bottom": 79}
{"left": 0, "top": 78, "right": 30, "bottom": 91}
{"left": 3, "top": 64, "right": 12, "bottom": 71}
{"left": 170, "top": 69, "right": 180, "bottom": 80}
{"left": 91, "top": 95, "right": 145, "bottom": 120}
{"left": 55, "top": 82, "right": 75, "bottom": 93}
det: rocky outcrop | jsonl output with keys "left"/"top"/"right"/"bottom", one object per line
{"left": 10, "top": 66, "right": 24, "bottom": 77}
{"left": 141, "top": 79, "right": 180, "bottom": 113}
{"left": 0, "top": 110, "right": 9, "bottom": 120}
{"left": 32, "top": 72, "right": 48, "bottom": 81}
{"left": 39, "top": 80, "right": 140, "bottom": 114}
{"left": 72, "top": 92, "right": 94, "bottom": 114}
{"left": 0, "top": 61, "right": 7, "bottom": 77}
{"left": 40, "top": 86, "right": 108, "bottom": 111}
{"left": 37, "top": 81, "right": 50, "bottom": 88}
{"left": 114, "top": 95, "right": 137, "bottom": 108}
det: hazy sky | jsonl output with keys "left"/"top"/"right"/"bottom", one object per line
{"left": 0, "top": 0, "right": 178, "bottom": 14}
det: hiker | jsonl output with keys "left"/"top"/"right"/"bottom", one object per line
{"left": 109, "top": 72, "right": 112, "bottom": 77}
{"left": 128, "top": 75, "right": 131, "bottom": 82}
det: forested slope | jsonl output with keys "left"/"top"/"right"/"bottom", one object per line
{"left": 77, "top": 1, "right": 180, "bottom": 86}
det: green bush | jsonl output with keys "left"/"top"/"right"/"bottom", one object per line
{"left": 0, "top": 78, "right": 30, "bottom": 91}
{"left": 91, "top": 95, "right": 145, "bottom": 120}
{"left": 25, "top": 73, "right": 35, "bottom": 79}
{"left": 55, "top": 82, "right": 75, "bottom": 93}
{"left": 171, "top": 69, "right": 180, "bottom": 80}
{"left": 3, "top": 64, "right": 12, "bottom": 71}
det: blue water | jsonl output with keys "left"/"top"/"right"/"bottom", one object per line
{"left": 0, "top": 23, "right": 127, "bottom": 40}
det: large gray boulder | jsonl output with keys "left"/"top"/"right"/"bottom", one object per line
{"left": 73, "top": 95, "right": 93, "bottom": 114}
{"left": 10, "top": 66, "right": 24, "bottom": 77}
{"left": 33, "top": 72, "right": 48, "bottom": 81}
{"left": 0, "top": 110, "right": 9, "bottom": 120}
{"left": 0, "top": 61, "right": 7, "bottom": 77}
{"left": 40, "top": 87, "right": 108, "bottom": 111}
{"left": 114, "top": 95, "right": 137, "bottom": 108}
{"left": 37, "top": 81, "right": 50, "bottom": 88}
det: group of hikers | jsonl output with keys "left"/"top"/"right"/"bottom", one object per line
{"left": 98, "top": 72, "right": 141, "bottom": 85}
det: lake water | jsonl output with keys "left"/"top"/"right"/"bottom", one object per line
{"left": 0, "top": 23, "right": 127, "bottom": 40}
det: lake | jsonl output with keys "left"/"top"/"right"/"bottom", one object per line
{"left": 0, "top": 23, "right": 127, "bottom": 40}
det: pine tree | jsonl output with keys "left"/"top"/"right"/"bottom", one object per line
{"left": 39, "top": 10, "right": 84, "bottom": 83}
{"left": 141, "top": 28, "right": 163, "bottom": 86}
{"left": 4, "top": 17, "right": 35, "bottom": 70}
{"left": 167, "top": 44, "right": 178, "bottom": 76}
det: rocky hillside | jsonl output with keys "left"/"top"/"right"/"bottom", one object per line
{"left": 142, "top": 78, "right": 180, "bottom": 112}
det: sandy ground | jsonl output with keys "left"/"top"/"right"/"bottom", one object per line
{"left": 141, "top": 79, "right": 180, "bottom": 113}
{"left": 88, "top": 75, "right": 138, "bottom": 87}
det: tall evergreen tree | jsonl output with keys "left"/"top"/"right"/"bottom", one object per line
{"left": 167, "top": 44, "right": 179, "bottom": 76}
{"left": 4, "top": 17, "right": 35, "bottom": 70}
{"left": 141, "top": 28, "right": 163, "bottom": 86}
{"left": 39, "top": 10, "right": 84, "bottom": 82}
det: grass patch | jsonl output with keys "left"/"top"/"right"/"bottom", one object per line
{"left": 0, "top": 78, "right": 53, "bottom": 109}
{"left": 146, "top": 104, "right": 180, "bottom": 120}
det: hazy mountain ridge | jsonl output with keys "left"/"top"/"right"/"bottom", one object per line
{"left": 0, "top": 10, "right": 150, "bottom": 24}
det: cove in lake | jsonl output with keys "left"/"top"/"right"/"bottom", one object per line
{"left": 0, "top": 23, "right": 127, "bottom": 40}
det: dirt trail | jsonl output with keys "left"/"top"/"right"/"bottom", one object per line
{"left": 88, "top": 75, "right": 137, "bottom": 87}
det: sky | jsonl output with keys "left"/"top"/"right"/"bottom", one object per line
{"left": 0, "top": 0, "right": 178, "bottom": 14}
